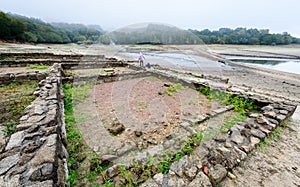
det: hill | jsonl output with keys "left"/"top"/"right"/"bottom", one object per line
{"left": 102, "top": 23, "right": 204, "bottom": 45}
{"left": 0, "top": 11, "right": 103, "bottom": 44}
{"left": 1, "top": 11, "right": 299, "bottom": 45}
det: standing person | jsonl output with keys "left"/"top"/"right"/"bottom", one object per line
{"left": 138, "top": 52, "right": 145, "bottom": 67}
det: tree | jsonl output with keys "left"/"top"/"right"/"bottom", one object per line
{"left": 0, "top": 11, "right": 103, "bottom": 44}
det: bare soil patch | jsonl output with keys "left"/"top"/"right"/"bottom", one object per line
{"left": 74, "top": 77, "right": 224, "bottom": 163}
{"left": 92, "top": 77, "right": 220, "bottom": 153}
{"left": 0, "top": 82, "right": 37, "bottom": 148}
{"left": 0, "top": 67, "right": 46, "bottom": 74}
{"left": 70, "top": 67, "right": 134, "bottom": 76}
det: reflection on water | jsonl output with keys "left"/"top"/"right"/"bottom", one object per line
{"left": 121, "top": 51, "right": 228, "bottom": 69}
{"left": 228, "top": 56, "right": 300, "bottom": 75}
{"left": 230, "top": 59, "right": 285, "bottom": 65}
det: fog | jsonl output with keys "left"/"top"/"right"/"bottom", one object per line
{"left": 1, "top": 0, "right": 299, "bottom": 36}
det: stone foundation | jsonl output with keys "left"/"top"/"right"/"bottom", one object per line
{"left": 0, "top": 71, "right": 48, "bottom": 85}
{"left": 141, "top": 103, "right": 296, "bottom": 186}
{"left": 0, "top": 64, "right": 68, "bottom": 186}
{"left": 0, "top": 54, "right": 297, "bottom": 186}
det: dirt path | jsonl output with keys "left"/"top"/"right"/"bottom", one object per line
{"left": 221, "top": 106, "right": 300, "bottom": 187}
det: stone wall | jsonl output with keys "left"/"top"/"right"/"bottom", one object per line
{"left": 0, "top": 64, "right": 68, "bottom": 186}
{"left": 141, "top": 103, "right": 296, "bottom": 186}
{"left": 0, "top": 71, "right": 48, "bottom": 85}
{"left": 0, "top": 52, "right": 128, "bottom": 70}
{"left": 62, "top": 70, "right": 153, "bottom": 85}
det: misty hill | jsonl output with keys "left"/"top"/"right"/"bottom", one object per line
{"left": 102, "top": 23, "right": 300, "bottom": 45}
{"left": 0, "top": 11, "right": 103, "bottom": 44}
{"left": 104, "top": 23, "right": 203, "bottom": 45}
{"left": 1, "top": 11, "right": 299, "bottom": 45}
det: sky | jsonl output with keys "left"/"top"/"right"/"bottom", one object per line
{"left": 1, "top": 0, "right": 300, "bottom": 37}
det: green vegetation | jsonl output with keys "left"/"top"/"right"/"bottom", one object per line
{"left": 190, "top": 28, "right": 300, "bottom": 45}
{"left": 165, "top": 83, "right": 185, "bottom": 97}
{"left": 257, "top": 122, "right": 285, "bottom": 154}
{"left": 0, "top": 82, "right": 37, "bottom": 136}
{"left": 0, "top": 11, "right": 103, "bottom": 44}
{"left": 2, "top": 11, "right": 299, "bottom": 45}
{"left": 104, "top": 132, "right": 204, "bottom": 186}
{"left": 103, "top": 181, "right": 114, "bottom": 187}
{"left": 72, "top": 83, "right": 93, "bottom": 103}
{"left": 64, "top": 83, "right": 111, "bottom": 186}
{"left": 26, "top": 65, "right": 50, "bottom": 70}
{"left": 63, "top": 84, "right": 84, "bottom": 186}
{"left": 158, "top": 132, "right": 203, "bottom": 174}
{"left": 106, "top": 23, "right": 203, "bottom": 45}
{"left": 219, "top": 115, "right": 248, "bottom": 134}
{"left": 199, "top": 86, "right": 258, "bottom": 115}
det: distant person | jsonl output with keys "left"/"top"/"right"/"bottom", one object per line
{"left": 146, "top": 62, "right": 151, "bottom": 69}
{"left": 138, "top": 52, "right": 145, "bottom": 67}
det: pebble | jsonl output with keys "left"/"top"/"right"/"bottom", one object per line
{"left": 227, "top": 172, "right": 237, "bottom": 179}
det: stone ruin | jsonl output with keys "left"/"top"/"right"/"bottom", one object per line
{"left": 0, "top": 52, "right": 297, "bottom": 186}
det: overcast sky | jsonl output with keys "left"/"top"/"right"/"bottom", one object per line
{"left": 1, "top": 0, "right": 299, "bottom": 37}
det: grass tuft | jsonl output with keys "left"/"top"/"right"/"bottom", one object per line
{"left": 26, "top": 65, "right": 50, "bottom": 70}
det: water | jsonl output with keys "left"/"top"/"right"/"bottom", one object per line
{"left": 121, "top": 51, "right": 229, "bottom": 70}
{"left": 227, "top": 56, "right": 300, "bottom": 75}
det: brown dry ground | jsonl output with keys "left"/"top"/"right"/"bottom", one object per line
{"left": 75, "top": 76, "right": 221, "bottom": 157}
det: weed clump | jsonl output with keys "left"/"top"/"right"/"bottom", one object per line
{"left": 199, "top": 86, "right": 258, "bottom": 115}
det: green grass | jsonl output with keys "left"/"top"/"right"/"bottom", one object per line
{"left": 64, "top": 84, "right": 84, "bottom": 186}
{"left": 219, "top": 115, "right": 247, "bottom": 134}
{"left": 165, "top": 83, "right": 184, "bottom": 97}
{"left": 72, "top": 83, "right": 93, "bottom": 103}
{"left": 0, "top": 81, "right": 38, "bottom": 136}
{"left": 103, "top": 181, "right": 114, "bottom": 187}
{"left": 64, "top": 83, "right": 112, "bottom": 186}
{"left": 199, "top": 86, "right": 258, "bottom": 115}
{"left": 257, "top": 123, "right": 285, "bottom": 154}
{"left": 93, "top": 131, "right": 204, "bottom": 186}
{"left": 158, "top": 132, "right": 203, "bottom": 174}
{"left": 26, "top": 65, "right": 50, "bottom": 70}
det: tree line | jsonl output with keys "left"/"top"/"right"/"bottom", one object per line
{"left": 189, "top": 28, "right": 300, "bottom": 45}
{"left": 1, "top": 11, "right": 299, "bottom": 45}
{"left": 103, "top": 23, "right": 204, "bottom": 45}
{"left": 0, "top": 11, "right": 103, "bottom": 44}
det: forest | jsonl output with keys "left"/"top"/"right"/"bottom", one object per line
{"left": 189, "top": 28, "right": 300, "bottom": 45}
{"left": 1, "top": 11, "right": 300, "bottom": 45}
{"left": 0, "top": 11, "right": 103, "bottom": 44}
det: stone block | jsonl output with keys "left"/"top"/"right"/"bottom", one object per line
{"left": 189, "top": 172, "right": 212, "bottom": 187}
{"left": 0, "top": 154, "right": 19, "bottom": 175}
{"left": 209, "top": 164, "right": 227, "bottom": 184}
{"left": 5, "top": 131, "right": 25, "bottom": 150}
{"left": 153, "top": 173, "right": 164, "bottom": 185}
{"left": 29, "top": 163, "right": 54, "bottom": 181}
{"left": 28, "top": 180, "right": 53, "bottom": 187}
{"left": 140, "top": 178, "right": 159, "bottom": 187}
{"left": 250, "top": 129, "right": 265, "bottom": 140}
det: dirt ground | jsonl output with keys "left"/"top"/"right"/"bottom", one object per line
{"left": 0, "top": 67, "right": 47, "bottom": 74}
{"left": 75, "top": 76, "right": 222, "bottom": 158}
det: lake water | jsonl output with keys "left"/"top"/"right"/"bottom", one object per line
{"left": 121, "top": 51, "right": 230, "bottom": 70}
{"left": 227, "top": 56, "right": 300, "bottom": 75}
